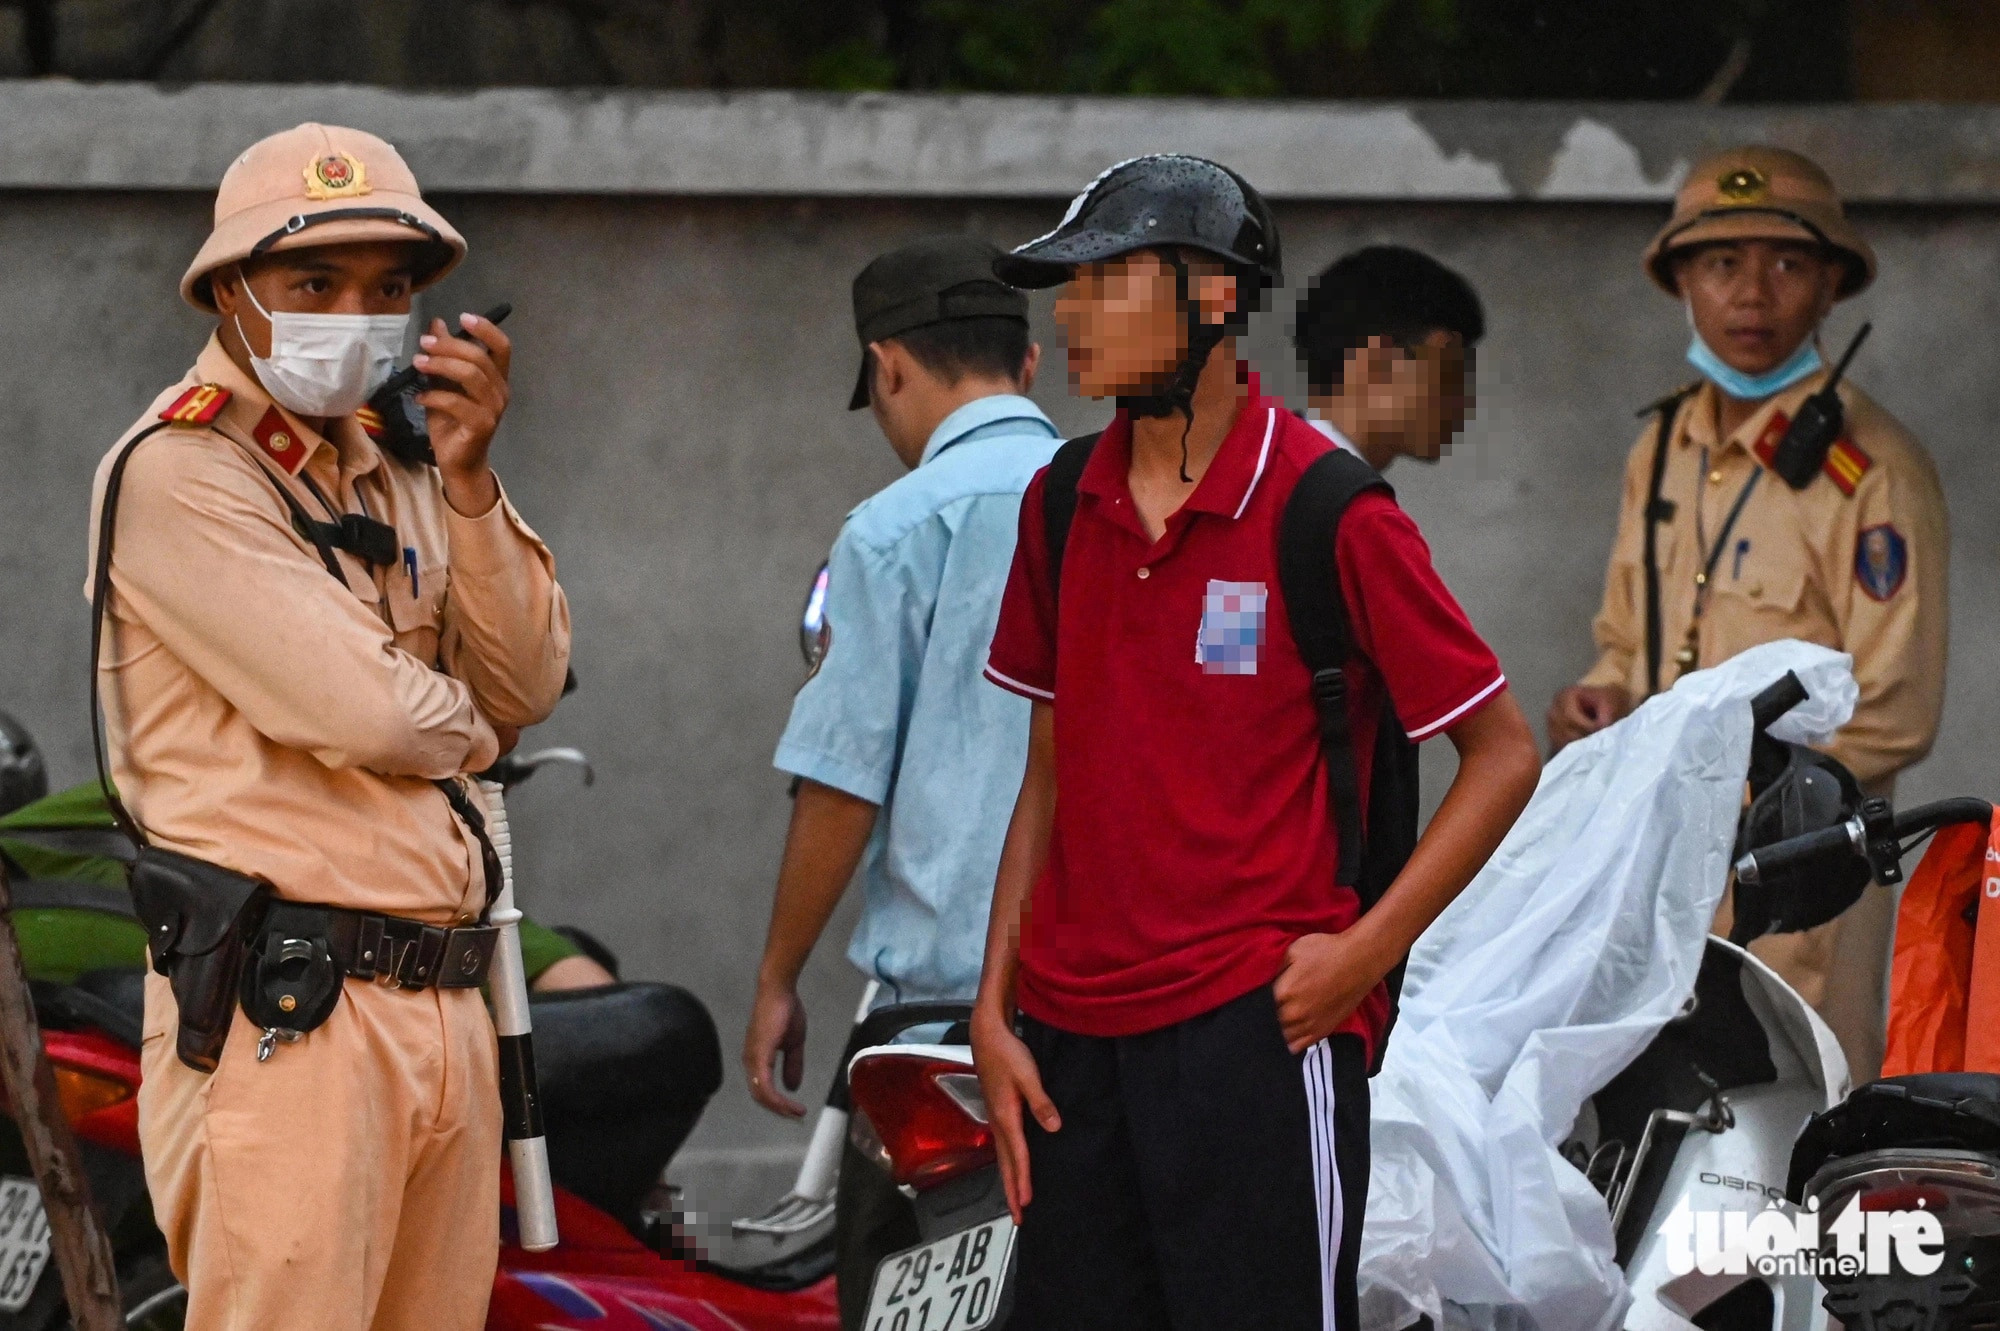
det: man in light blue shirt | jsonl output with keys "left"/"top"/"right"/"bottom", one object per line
{"left": 745, "top": 235, "right": 1060, "bottom": 1326}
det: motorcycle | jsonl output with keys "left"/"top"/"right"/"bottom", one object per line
{"left": 0, "top": 739, "right": 854, "bottom": 1330}
{"left": 1741, "top": 789, "right": 2000, "bottom": 1331}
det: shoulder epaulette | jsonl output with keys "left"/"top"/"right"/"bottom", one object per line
{"left": 158, "top": 384, "right": 231, "bottom": 426}
{"left": 354, "top": 404, "right": 385, "bottom": 439}
{"left": 1635, "top": 381, "right": 1701, "bottom": 419}
{"left": 1823, "top": 438, "right": 1872, "bottom": 497}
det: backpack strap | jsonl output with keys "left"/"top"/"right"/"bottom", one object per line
{"left": 1277, "top": 449, "right": 1393, "bottom": 890}
{"left": 1041, "top": 432, "right": 1103, "bottom": 611}
{"left": 1639, "top": 386, "right": 1696, "bottom": 699}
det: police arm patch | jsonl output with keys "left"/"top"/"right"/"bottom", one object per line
{"left": 1855, "top": 523, "right": 1908, "bottom": 601}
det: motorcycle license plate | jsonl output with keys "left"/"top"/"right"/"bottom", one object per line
{"left": 865, "top": 1214, "right": 1014, "bottom": 1331}
{"left": 0, "top": 1177, "right": 51, "bottom": 1313}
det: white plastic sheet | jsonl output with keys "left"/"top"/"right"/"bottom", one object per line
{"left": 1358, "top": 641, "right": 1859, "bottom": 1331}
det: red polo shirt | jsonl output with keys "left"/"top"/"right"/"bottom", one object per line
{"left": 984, "top": 387, "right": 1506, "bottom": 1053}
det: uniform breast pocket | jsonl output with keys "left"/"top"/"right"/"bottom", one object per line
{"left": 1714, "top": 549, "right": 1822, "bottom": 644}
{"left": 385, "top": 561, "right": 450, "bottom": 662}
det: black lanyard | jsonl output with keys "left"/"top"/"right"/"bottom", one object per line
{"left": 1674, "top": 446, "right": 1762, "bottom": 678}
{"left": 1694, "top": 446, "right": 1762, "bottom": 596}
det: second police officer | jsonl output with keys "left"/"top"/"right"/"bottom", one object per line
{"left": 1548, "top": 146, "right": 1949, "bottom": 1084}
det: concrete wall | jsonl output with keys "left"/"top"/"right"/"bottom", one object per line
{"left": 4, "top": 85, "right": 1999, "bottom": 1221}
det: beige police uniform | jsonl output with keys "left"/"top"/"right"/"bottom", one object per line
{"left": 91, "top": 125, "right": 571, "bottom": 1330}
{"left": 1580, "top": 147, "right": 1949, "bottom": 1084}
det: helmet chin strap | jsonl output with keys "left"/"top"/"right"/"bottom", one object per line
{"left": 1117, "top": 253, "right": 1227, "bottom": 483}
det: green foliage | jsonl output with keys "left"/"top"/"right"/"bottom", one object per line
{"left": 807, "top": 38, "right": 903, "bottom": 90}
{"left": 796, "top": 0, "right": 1848, "bottom": 102}
{"left": 888, "top": 0, "right": 1465, "bottom": 96}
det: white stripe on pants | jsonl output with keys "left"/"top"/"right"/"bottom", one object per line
{"left": 1303, "top": 1038, "right": 1341, "bottom": 1331}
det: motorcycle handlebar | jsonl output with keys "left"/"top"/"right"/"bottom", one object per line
{"left": 1734, "top": 821, "right": 1862, "bottom": 885}
{"left": 1734, "top": 798, "right": 1993, "bottom": 885}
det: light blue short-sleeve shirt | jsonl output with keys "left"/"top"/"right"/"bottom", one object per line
{"left": 774, "top": 394, "right": 1063, "bottom": 1004}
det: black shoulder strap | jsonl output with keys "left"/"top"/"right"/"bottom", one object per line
{"left": 1041, "top": 432, "right": 1102, "bottom": 611}
{"left": 1640, "top": 389, "right": 1693, "bottom": 699}
{"left": 235, "top": 448, "right": 350, "bottom": 586}
{"left": 1278, "top": 449, "right": 1393, "bottom": 889}
{"left": 90, "top": 423, "right": 175, "bottom": 849}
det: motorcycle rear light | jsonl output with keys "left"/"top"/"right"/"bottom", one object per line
{"left": 52, "top": 1065, "right": 132, "bottom": 1122}
{"left": 1859, "top": 1184, "right": 1951, "bottom": 1213}
{"left": 848, "top": 1054, "right": 994, "bottom": 1191}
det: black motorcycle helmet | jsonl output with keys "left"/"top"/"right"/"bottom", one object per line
{"left": 1731, "top": 742, "right": 1870, "bottom": 943}
{"left": 0, "top": 712, "right": 48, "bottom": 819}
{"left": 995, "top": 155, "right": 1281, "bottom": 467}
{"left": 995, "top": 154, "right": 1281, "bottom": 295}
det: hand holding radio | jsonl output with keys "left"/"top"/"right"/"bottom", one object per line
{"left": 368, "top": 303, "right": 513, "bottom": 499}
{"left": 410, "top": 308, "right": 511, "bottom": 515}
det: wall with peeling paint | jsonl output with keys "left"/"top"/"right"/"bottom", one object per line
{"left": 3, "top": 87, "right": 1998, "bottom": 1221}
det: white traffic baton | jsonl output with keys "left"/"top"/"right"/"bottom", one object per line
{"left": 479, "top": 778, "right": 559, "bottom": 1252}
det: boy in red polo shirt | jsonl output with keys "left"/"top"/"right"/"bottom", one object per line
{"left": 970, "top": 157, "right": 1542, "bottom": 1330}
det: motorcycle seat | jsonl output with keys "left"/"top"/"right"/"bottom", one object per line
{"left": 531, "top": 981, "right": 722, "bottom": 1123}
{"left": 1788, "top": 1073, "right": 2000, "bottom": 1200}
{"left": 530, "top": 981, "right": 722, "bottom": 1234}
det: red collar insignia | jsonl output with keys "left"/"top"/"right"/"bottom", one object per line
{"left": 252, "top": 406, "right": 309, "bottom": 474}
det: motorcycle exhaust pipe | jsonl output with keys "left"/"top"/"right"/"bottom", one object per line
{"left": 480, "top": 778, "right": 560, "bottom": 1253}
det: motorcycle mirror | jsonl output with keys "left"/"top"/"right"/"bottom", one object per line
{"left": 800, "top": 562, "right": 831, "bottom": 671}
{"left": 0, "top": 711, "right": 48, "bottom": 819}
{"left": 515, "top": 747, "right": 595, "bottom": 787}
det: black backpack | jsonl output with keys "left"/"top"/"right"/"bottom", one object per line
{"left": 1040, "top": 430, "right": 1420, "bottom": 1063}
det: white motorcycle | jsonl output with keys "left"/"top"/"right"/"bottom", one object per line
{"left": 1574, "top": 673, "right": 1991, "bottom": 1331}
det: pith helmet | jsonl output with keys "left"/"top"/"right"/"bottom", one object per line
{"left": 1643, "top": 145, "right": 1874, "bottom": 299}
{"left": 994, "top": 154, "right": 1281, "bottom": 296}
{"left": 181, "top": 123, "right": 466, "bottom": 313}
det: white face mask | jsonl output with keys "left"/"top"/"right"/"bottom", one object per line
{"left": 236, "top": 279, "right": 409, "bottom": 419}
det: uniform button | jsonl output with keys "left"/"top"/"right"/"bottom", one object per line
{"left": 1136, "top": 567, "right": 1151, "bottom": 580}
{"left": 1749, "top": 582, "right": 1764, "bottom": 598}
{"left": 1709, "top": 469, "right": 1724, "bottom": 485}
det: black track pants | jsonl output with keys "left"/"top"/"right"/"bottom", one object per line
{"left": 1007, "top": 985, "right": 1370, "bottom": 1331}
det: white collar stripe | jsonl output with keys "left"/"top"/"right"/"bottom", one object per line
{"left": 1232, "top": 408, "right": 1279, "bottom": 521}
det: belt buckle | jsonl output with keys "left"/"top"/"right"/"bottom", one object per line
{"left": 374, "top": 919, "right": 423, "bottom": 990}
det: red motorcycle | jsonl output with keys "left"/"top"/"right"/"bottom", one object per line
{"left": 3, "top": 976, "right": 999, "bottom": 1330}
{"left": 0, "top": 745, "right": 852, "bottom": 1330}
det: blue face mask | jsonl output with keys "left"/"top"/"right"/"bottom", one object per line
{"left": 1686, "top": 331, "right": 1823, "bottom": 402}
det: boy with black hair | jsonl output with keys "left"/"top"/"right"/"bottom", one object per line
{"left": 1293, "top": 244, "right": 1484, "bottom": 472}
{"left": 973, "top": 157, "right": 1540, "bottom": 1331}
{"left": 748, "top": 234, "right": 1059, "bottom": 1328}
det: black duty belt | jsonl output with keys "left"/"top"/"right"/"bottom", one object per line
{"left": 255, "top": 901, "right": 498, "bottom": 991}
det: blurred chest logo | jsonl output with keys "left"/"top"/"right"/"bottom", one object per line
{"left": 1195, "top": 580, "right": 1266, "bottom": 676}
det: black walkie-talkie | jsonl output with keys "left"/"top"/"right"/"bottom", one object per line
{"left": 369, "top": 302, "right": 513, "bottom": 467}
{"left": 1768, "top": 322, "right": 1870, "bottom": 490}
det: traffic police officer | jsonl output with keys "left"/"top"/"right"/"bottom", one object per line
{"left": 1549, "top": 145, "right": 1948, "bottom": 1083}
{"left": 92, "top": 123, "right": 570, "bottom": 1328}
